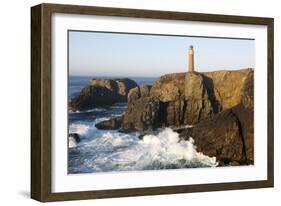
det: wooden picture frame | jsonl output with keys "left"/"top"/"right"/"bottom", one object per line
{"left": 31, "top": 3, "right": 274, "bottom": 202}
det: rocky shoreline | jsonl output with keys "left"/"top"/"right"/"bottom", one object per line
{"left": 69, "top": 68, "right": 254, "bottom": 166}
{"left": 69, "top": 78, "right": 138, "bottom": 111}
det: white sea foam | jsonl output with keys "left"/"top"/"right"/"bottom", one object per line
{"left": 69, "top": 123, "right": 91, "bottom": 135}
{"left": 68, "top": 136, "right": 77, "bottom": 148}
{"left": 84, "top": 108, "right": 107, "bottom": 112}
{"left": 112, "top": 128, "right": 218, "bottom": 170}
{"left": 69, "top": 108, "right": 107, "bottom": 114}
{"left": 68, "top": 123, "right": 89, "bottom": 148}
{"left": 68, "top": 127, "right": 218, "bottom": 173}
{"left": 68, "top": 117, "right": 115, "bottom": 149}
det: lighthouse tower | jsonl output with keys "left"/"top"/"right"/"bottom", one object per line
{"left": 188, "top": 45, "right": 195, "bottom": 72}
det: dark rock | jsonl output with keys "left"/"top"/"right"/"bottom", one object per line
{"left": 121, "top": 85, "right": 161, "bottom": 132}
{"left": 150, "top": 72, "right": 186, "bottom": 102}
{"left": 69, "top": 85, "right": 118, "bottom": 111}
{"left": 95, "top": 116, "right": 123, "bottom": 130}
{"left": 229, "top": 161, "right": 241, "bottom": 166}
{"left": 69, "top": 133, "right": 80, "bottom": 142}
{"left": 81, "top": 69, "right": 254, "bottom": 166}
{"left": 165, "top": 100, "right": 186, "bottom": 126}
{"left": 91, "top": 78, "right": 138, "bottom": 96}
{"left": 122, "top": 97, "right": 165, "bottom": 132}
{"left": 115, "top": 69, "right": 254, "bottom": 165}
{"left": 127, "top": 87, "right": 140, "bottom": 105}
{"left": 231, "top": 71, "right": 254, "bottom": 162}
{"left": 203, "top": 68, "right": 253, "bottom": 110}
{"left": 177, "top": 71, "right": 254, "bottom": 166}
{"left": 178, "top": 103, "right": 253, "bottom": 165}
{"left": 240, "top": 70, "right": 254, "bottom": 109}
{"left": 69, "top": 78, "right": 138, "bottom": 111}
{"left": 137, "top": 130, "right": 160, "bottom": 140}
{"left": 232, "top": 104, "right": 254, "bottom": 163}
{"left": 121, "top": 69, "right": 253, "bottom": 132}
{"left": 183, "top": 72, "right": 218, "bottom": 124}
{"left": 127, "top": 85, "right": 152, "bottom": 105}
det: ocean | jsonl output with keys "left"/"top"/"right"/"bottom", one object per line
{"left": 68, "top": 76, "right": 217, "bottom": 174}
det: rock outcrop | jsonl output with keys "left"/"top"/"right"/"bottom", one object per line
{"left": 91, "top": 68, "right": 254, "bottom": 166}
{"left": 120, "top": 85, "right": 164, "bottom": 132}
{"left": 183, "top": 72, "right": 217, "bottom": 124}
{"left": 95, "top": 116, "right": 123, "bottom": 130}
{"left": 69, "top": 133, "right": 80, "bottom": 142}
{"left": 181, "top": 69, "right": 253, "bottom": 165}
{"left": 68, "top": 133, "right": 81, "bottom": 148}
{"left": 127, "top": 85, "right": 152, "bottom": 105}
{"left": 122, "top": 97, "right": 164, "bottom": 132}
{"left": 90, "top": 78, "right": 138, "bottom": 97}
{"left": 69, "top": 78, "right": 138, "bottom": 111}
{"left": 179, "top": 104, "right": 253, "bottom": 165}
{"left": 121, "top": 69, "right": 253, "bottom": 132}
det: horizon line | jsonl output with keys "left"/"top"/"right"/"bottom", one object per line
{"left": 69, "top": 67, "right": 254, "bottom": 78}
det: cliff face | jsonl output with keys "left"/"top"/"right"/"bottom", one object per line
{"left": 203, "top": 69, "right": 253, "bottom": 110}
{"left": 69, "top": 78, "right": 138, "bottom": 111}
{"left": 178, "top": 81, "right": 254, "bottom": 165}
{"left": 122, "top": 68, "right": 253, "bottom": 131}
{"left": 122, "top": 85, "right": 163, "bottom": 131}
{"left": 149, "top": 69, "right": 252, "bottom": 110}
{"left": 179, "top": 103, "right": 253, "bottom": 165}
{"left": 117, "top": 68, "right": 254, "bottom": 165}
{"left": 74, "top": 69, "right": 254, "bottom": 165}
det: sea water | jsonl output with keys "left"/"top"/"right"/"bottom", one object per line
{"left": 68, "top": 76, "right": 217, "bottom": 174}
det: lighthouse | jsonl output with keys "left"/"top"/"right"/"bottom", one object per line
{"left": 188, "top": 45, "right": 195, "bottom": 72}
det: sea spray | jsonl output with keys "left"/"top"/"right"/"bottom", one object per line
{"left": 139, "top": 128, "right": 217, "bottom": 167}
{"left": 69, "top": 123, "right": 91, "bottom": 136}
{"left": 68, "top": 136, "right": 78, "bottom": 148}
{"left": 109, "top": 128, "right": 218, "bottom": 171}
{"left": 68, "top": 126, "right": 218, "bottom": 173}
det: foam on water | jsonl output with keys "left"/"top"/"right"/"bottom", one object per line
{"left": 69, "top": 108, "right": 107, "bottom": 114}
{"left": 68, "top": 136, "right": 78, "bottom": 148}
{"left": 68, "top": 76, "right": 218, "bottom": 173}
{"left": 68, "top": 126, "right": 218, "bottom": 173}
{"left": 138, "top": 128, "right": 218, "bottom": 168}
{"left": 68, "top": 117, "right": 109, "bottom": 141}
{"left": 69, "top": 123, "right": 91, "bottom": 136}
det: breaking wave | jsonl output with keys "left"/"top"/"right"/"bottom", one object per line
{"left": 68, "top": 126, "right": 218, "bottom": 173}
{"left": 69, "top": 107, "right": 107, "bottom": 114}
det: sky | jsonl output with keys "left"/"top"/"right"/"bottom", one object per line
{"left": 69, "top": 31, "right": 255, "bottom": 77}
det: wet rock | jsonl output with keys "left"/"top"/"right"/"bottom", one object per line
{"left": 89, "top": 69, "right": 254, "bottom": 165}
{"left": 95, "top": 116, "right": 123, "bottom": 130}
{"left": 69, "top": 133, "right": 80, "bottom": 142}
{"left": 69, "top": 133, "right": 81, "bottom": 148}
{"left": 179, "top": 104, "right": 253, "bottom": 165}
{"left": 96, "top": 69, "right": 254, "bottom": 166}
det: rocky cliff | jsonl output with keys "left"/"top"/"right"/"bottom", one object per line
{"left": 121, "top": 69, "right": 253, "bottom": 131}
{"left": 69, "top": 78, "right": 138, "bottom": 111}
{"left": 97, "top": 68, "right": 254, "bottom": 165}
